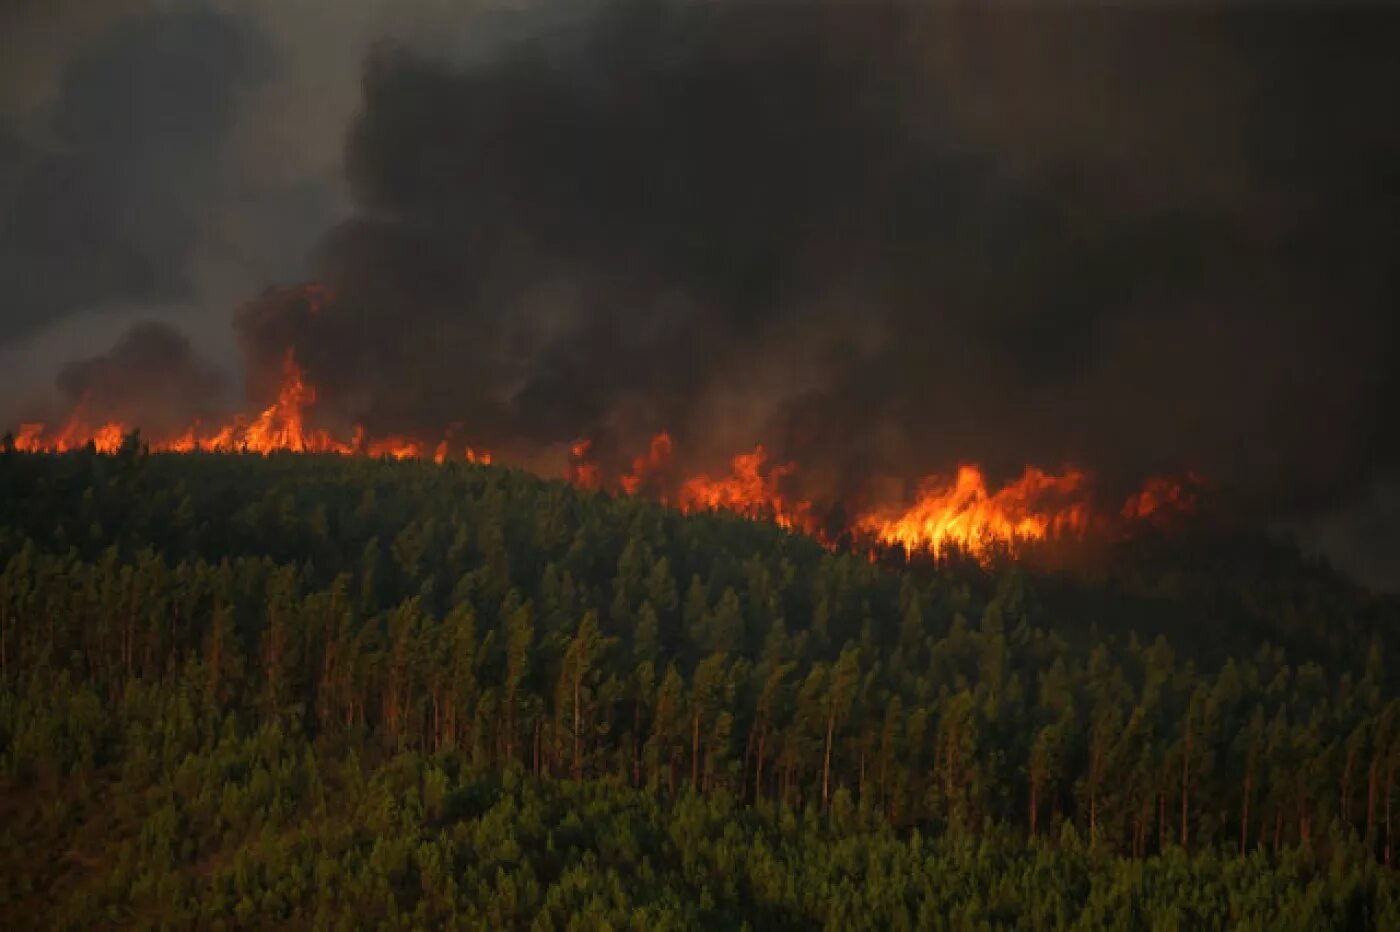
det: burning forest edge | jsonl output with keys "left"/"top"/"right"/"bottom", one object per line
{"left": 8, "top": 288, "right": 1207, "bottom": 565}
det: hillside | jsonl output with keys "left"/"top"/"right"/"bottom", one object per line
{"left": 1, "top": 445, "right": 1398, "bottom": 928}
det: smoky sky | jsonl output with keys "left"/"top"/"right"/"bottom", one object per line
{"left": 4, "top": 1, "right": 1400, "bottom": 585}
{"left": 0, "top": 4, "right": 270, "bottom": 344}
{"left": 56, "top": 320, "right": 225, "bottom": 435}
{"left": 250, "top": 3, "right": 1400, "bottom": 504}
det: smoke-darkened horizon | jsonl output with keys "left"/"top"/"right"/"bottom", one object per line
{"left": 3, "top": 2, "right": 1399, "bottom": 585}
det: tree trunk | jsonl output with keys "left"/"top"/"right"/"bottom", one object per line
{"left": 742, "top": 719, "right": 758, "bottom": 802}
{"left": 858, "top": 745, "right": 866, "bottom": 805}
{"left": 879, "top": 732, "right": 891, "bottom": 816}
{"left": 692, "top": 711, "right": 702, "bottom": 791}
{"left": 755, "top": 727, "right": 768, "bottom": 804}
{"left": 573, "top": 668, "right": 583, "bottom": 782}
{"left": 1343, "top": 746, "right": 1357, "bottom": 825}
{"left": 509, "top": 696, "right": 520, "bottom": 761}
{"left": 1386, "top": 756, "right": 1395, "bottom": 866}
{"left": 1089, "top": 783, "right": 1097, "bottom": 844}
{"left": 943, "top": 725, "right": 957, "bottom": 805}
{"left": 1240, "top": 768, "right": 1252, "bottom": 857}
{"left": 632, "top": 701, "right": 643, "bottom": 789}
{"left": 1029, "top": 768, "right": 1040, "bottom": 839}
{"left": 207, "top": 619, "right": 222, "bottom": 702}
{"left": 431, "top": 690, "right": 441, "bottom": 752}
{"left": 1180, "top": 718, "right": 1193, "bottom": 849}
{"left": 822, "top": 711, "right": 836, "bottom": 811}
{"left": 533, "top": 718, "right": 543, "bottom": 777}
{"left": 1368, "top": 757, "right": 1379, "bottom": 841}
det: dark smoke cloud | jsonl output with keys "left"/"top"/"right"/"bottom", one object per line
{"left": 246, "top": 2, "right": 1398, "bottom": 517}
{"left": 55, "top": 321, "right": 225, "bottom": 435}
{"left": 6, "top": 1, "right": 1399, "bottom": 587}
{"left": 0, "top": 4, "right": 270, "bottom": 345}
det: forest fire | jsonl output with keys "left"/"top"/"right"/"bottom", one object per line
{"left": 677, "top": 445, "right": 814, "bottom": 531}
{"left": 9, "top": 348, "right": 1198, "bottom": 561}
{"left": 12, "top": 349, "right": 488, "bottom": 463}
{"left": 856, "top": 465, "right": 1092, "bottom": 557}
{"left": 1121, "top": 473, "right": 1207, "bottom": 521}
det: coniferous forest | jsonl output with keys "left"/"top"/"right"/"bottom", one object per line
{"left": 3, "top": 440, "right": 1399, "bottom": 929}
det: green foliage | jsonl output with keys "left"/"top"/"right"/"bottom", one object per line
{"left": 0, "top": 446, "right": 1398, "bottom": 927}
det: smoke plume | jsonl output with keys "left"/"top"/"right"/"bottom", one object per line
{"left": 54, "top": 321, "right": 225, "bottom": 436}
{"left": 5, "top": 1, "right": 1399, "bottom": 585}
{"left": 231, "top": 2, "right": 1399, "bottom": 511}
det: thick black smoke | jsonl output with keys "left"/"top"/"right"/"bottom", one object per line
{"left": 231, "top": 1, "right": 1399, "bottom": 524}
{"left": 8, "top": 2, "right": 1397, "bottom": 583}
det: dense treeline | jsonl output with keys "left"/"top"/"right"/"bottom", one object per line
{"left": 1, "top": 439, "right": 1398, "bottom": 927}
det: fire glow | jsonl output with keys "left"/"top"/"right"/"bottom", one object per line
{"left": 11, "top": 343, "right": 1199, "bottom": 562}
{"left": 856, "top": 465, "right": 1092, "bottom": 556}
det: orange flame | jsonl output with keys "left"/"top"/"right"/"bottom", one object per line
{"left": 856, "top": 465, "right": 1091, "bottom": 558}
{"left": 620, "top": 432, "right": 674, "bottom": 498}
{"left": 677, "top": 445, "right": 813, "bottom": 531}
{"left": 8, "top": 349, "right": 453, "bottom": 460}
{"left": 10, "top": 349, "right": 1200, "bottom": 563}
{"left": 568, "top": 439, "right": 602, "bottom": 490}
{"left": 15, "top": 396, "right": 126, "bottom": 454}
{"left": 1120, "top": 472, "right": 1206, "bottom": 522}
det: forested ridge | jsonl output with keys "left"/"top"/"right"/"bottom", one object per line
{"left": 2, "top": 439, "right": 1398, "bottom": 928}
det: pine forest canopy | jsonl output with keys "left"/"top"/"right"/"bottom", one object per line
{"left": 1, "top": 443, "right": 1398, "bottom": 927}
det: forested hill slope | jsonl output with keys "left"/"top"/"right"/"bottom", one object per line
{"left": 1, "top": 445, "right": 1398, "bottom": 927}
